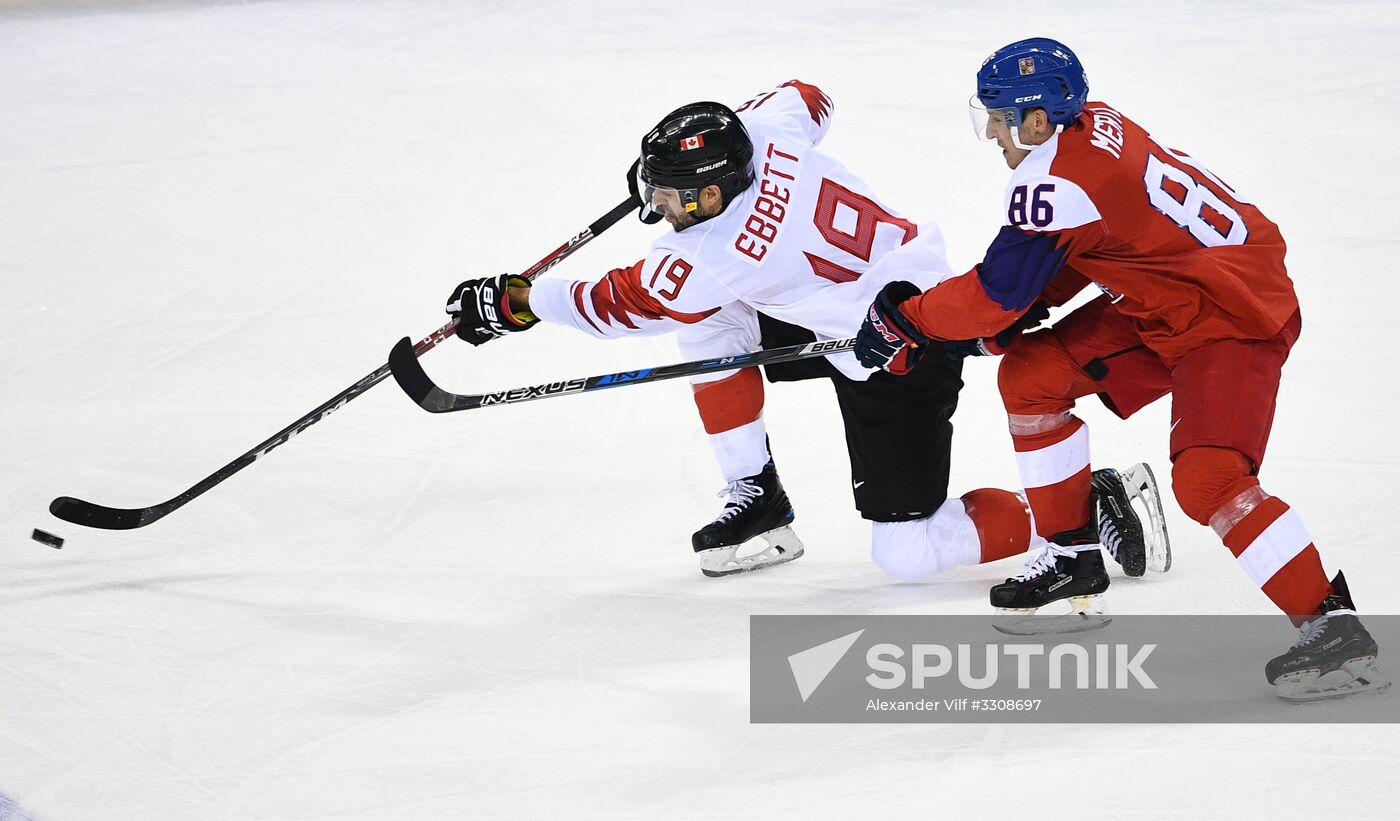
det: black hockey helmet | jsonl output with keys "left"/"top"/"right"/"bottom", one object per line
{"left": 638, "top": 101, "right": 755, "bottom": 218}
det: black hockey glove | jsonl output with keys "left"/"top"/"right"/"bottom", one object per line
{"left": 627, "top": 158, "right": 664, "bottom": 225}
{"left": 445, "top": 274, "right": 538, "bottom": 346}
{"left": 855, "top": 280, "right": 930, "bottom": 376}
{"left": 943, "top": 303, "right": 1051, "bottom": 360}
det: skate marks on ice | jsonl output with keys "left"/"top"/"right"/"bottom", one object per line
{"left": 0, "top": 794, "right": 37, "bottom": 821}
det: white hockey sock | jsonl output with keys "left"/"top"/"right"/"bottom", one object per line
{"left": 870, "top": 500, "right": 982, "bottom": 580}
{"left": 707, "top": 417, "right": 771, "bottom": 482}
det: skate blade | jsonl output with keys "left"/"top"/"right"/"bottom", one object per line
{"left": 1122, "top": 462, "right": 1172, "bottom": 574}
{"left": 992, "top": 595, "right": 1112, "bottom": 636}
{"left": 1275, "top": 656, "right": 1394, "bottom": 704}
{"left": 698, "top": 526, "right": 805, "bottom": 578}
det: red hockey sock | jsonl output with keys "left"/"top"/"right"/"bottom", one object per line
{"left": 1218, "top": 495, "right": 1332, "bottom": 620}
{"left": 1010, "top": 415, "right": 1092, "bottom": 540}
{"left": 1173, "top": 448, "right": 1332, "bottom": 620}
{"left": 961, "top": 488, "right": 1033, "bottom": 563}
{"left": 691, "top": 367, "right": 764, "bottom": 434}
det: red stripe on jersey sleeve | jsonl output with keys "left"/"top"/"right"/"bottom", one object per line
{"left": 585, "top": 258, "right": 719, "bottom": 330}
{"left": 780, "top": 79, "right": 832, "bottom": 125}
{"left": 589, "top": 261, "right": 652, "bottom": 329}
{"left": 572, "top": 282, "right": 604, "bottom": 335}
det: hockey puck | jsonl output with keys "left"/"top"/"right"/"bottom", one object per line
{"left": 31, "top": 529, "right": 64, "bottom": 549}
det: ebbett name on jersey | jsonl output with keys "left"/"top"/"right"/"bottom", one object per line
{"left": 528, "top": 80, "right": 956, "bottom": 380}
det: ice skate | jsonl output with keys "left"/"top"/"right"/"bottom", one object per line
{"left": 1093, "top": 463, "right": 1171, "bottom": 577}
{"left": 991, "top": 522, "right": 1111, "bottom": 635}
{"left": 692, "top": 460, "right": 804, "bottom": 577}
{"left": 1266, "top": 572, "right": 1391, "bottom": 703}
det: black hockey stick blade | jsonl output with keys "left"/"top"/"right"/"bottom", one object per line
{"left": 50, "top": 496, "right": 155, "bottom": 530}
{"left": 388, "top": 334, "right": 477, "bottom": 413}
{"left": 388, "top": 336, "right": 435, "bottom": 407}
{"left": 390, "top": 336, "right": 858, "bottom": 414}
{"left": 48, "top": 445, "right": 263, "bottom": 530}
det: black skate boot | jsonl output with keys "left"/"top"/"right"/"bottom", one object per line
{"left": 692, "top": 460, "right": 804, "bottom": 578}
{"left": 1265, "top": 572, "right": 1391, "bottom": 703}
{"left": 1093, "top": 463, "right": 1171, "bottom": 578}
{"left": 990, "top": 521, "right": 1111, "bottom": 635}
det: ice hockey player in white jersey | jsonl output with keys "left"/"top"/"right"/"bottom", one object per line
{"left": 445, "top": 80, "right": 1160, "bottom": 582}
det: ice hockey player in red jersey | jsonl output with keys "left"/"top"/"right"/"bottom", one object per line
{"left": 855, "top": 38, "right": 1388, "bottom": 700}
{"left": 443, "top": 80, "right": 1157, "bottom": 583}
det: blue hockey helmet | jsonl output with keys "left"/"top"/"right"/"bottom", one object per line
{"left": 970, "top": 38, "right": 1089, "bottom": 142}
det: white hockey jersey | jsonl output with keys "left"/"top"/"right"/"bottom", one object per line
{"left": 529, "top": 80, "right": 955, "bottom": 380}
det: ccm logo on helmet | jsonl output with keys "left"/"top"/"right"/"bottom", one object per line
{"left": 1014, "top": 94, "right": 1044, "bottom": 103}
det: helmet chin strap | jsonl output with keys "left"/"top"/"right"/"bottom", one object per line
{"left": 1008, "top": 122, "right": 1062, "bottom": 152}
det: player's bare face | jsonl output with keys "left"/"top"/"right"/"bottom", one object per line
{"left": 648, "top": 188, "right": 697, "bottom": 231}
{"left": 980, "top": 107, "right": 1056, "bottom": 170}
{"left": 650, "top": 186, "right": 721, "bottom": 232}
{"left": 985, "top": 115, "right": 1033, "bottom": 169}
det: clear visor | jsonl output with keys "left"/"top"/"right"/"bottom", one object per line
{"left": 636, "top": 162, "right": 700, "bottom": 219}
{"left": 967, "top": 95, "right": 1039, "bottom": 150}
{"left": 642, "top": 182, "right": 700, "bottom": 219}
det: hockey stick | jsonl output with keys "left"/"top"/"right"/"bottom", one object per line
{"left": 387, "top": 335, "right": 856, "bottom": 413}
{"left": 49, "top": 195, "right": 640, "bottom": 530}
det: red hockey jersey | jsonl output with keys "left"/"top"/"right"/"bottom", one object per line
{"left": 904, "top": 101, "right": 1299, "bottom": 358}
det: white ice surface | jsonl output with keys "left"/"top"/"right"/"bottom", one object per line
{"left": 2, "top": 1, "right": 1399, "bottom": 818}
